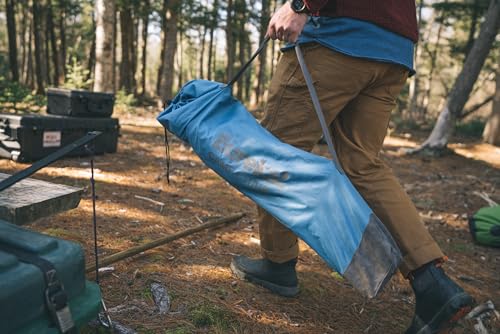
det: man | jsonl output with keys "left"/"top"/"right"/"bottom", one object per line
{"left": 229, "top": 1, "right": 475, "bottom": 333}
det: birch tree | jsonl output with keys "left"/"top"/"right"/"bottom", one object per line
{"left": 416, "top": 0, "right": 500, "bottom": 152}
{"left": 483, "top": 60, "right": 500, "bottom": 145}
{"left": 94, "top": 0, "right": 116, "bottom": 93}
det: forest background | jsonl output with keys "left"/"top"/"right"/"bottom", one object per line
{"left": 0, "top": 1, "right": 499, "bottom": 332}
{"left": 0, "top": 0, "right": 499, "bottom": 149}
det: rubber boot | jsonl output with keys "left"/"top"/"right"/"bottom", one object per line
{"left": 230, "top": 256, "right": 299, "bottom": 297}
{"left": 405, "top": 263, "right": 474, "bottom": 334}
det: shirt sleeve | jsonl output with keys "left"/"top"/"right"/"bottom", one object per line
{"left": 303, "top": 0, "right": 329, "bottom": 13}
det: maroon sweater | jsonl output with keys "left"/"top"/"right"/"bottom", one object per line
{"left": 303, "top": 0, "right": 418, "bottom": 42}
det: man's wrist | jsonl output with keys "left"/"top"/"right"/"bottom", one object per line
{"left": 290, "top": 0, "right": 309, "bottom": 14}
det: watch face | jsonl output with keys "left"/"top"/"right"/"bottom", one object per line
{"left": 291, "top": 0, "right": 306, "bottom": 12}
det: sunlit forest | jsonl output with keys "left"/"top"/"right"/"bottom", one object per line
{"left": 0, "top": 0, "right": 498, "bottom": 150}
{"left": 0, "top": 1, "right": 499, "bottom": 333}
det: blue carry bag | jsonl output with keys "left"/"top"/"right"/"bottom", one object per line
{"left": 157, "top": 44, "right": 402, "bottom": 298}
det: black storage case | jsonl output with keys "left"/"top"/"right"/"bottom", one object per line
{"left": 0, "top": 113, "right": 119, "bottom": 162}
{"left": 47, "top": 88, "right": 115, "bottom": 118}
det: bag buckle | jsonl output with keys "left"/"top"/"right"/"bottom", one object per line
{"left": 44, "top": 270, "right": 75, "bottom": 333}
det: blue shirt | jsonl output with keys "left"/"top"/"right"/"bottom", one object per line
{"left": 286, "top": 17, "right": 415, "bottom": 74}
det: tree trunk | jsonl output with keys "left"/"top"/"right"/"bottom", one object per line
{"left": 47, "top": 0, "right": 60, "bottom": 85}
{"left": 33, "top": 0, "right": 45, "bottom": 94}
{"left": 421, "top": 15, "right": 444, "bottom": 115}
{"left": 244, "top": 35, "right": 252, "bottom": 102}
{"left": 418, "top": 0, "right": 500, "bottom": 151}
{"left": 27, "top": 19, "right": 34, "bottom": 88}
{"left": 141, "top": 0, "right": 150, "bottom": 96}
{"left": 58, "top": 3, "right": 67, "bottom": 81}
{"left": 119, "top": 6, "right": 134, "bottom": 93}
{"left": 236, "top": 4, "right": 246, "bottom": 101}
{"left": 6, "top": 0, "right": 19, "bottom": 82}
{"left": 94, "top": 0, "right": 115, "bottom": 93}
{"left": 483, "top": 61, "right": 500, "bottom": 146}
{"left": 269, "top": 0, "right": 278, "bottom": 79}
{"left": 225, "top": 0, "right": 235, "bottom": 82}
{"left": 207, "top": 0, "right": 218, "bottom": 81}
{"left": 465, "top": 0, "right": 480, "bottom": 57}
{"left": 20, "top": 0, "right": 27, "bottom": 83}
{"left": 159, "top": 0, "right": 179, "bottom": 103}
{"left": 255, "top": 0, "right": 269, "bottom": 105}
{"left": 199, "top": 24, "right": 208, "bottom": 79}
{"left": 44, "top": 5, "right": 51, "bottom": 86}
{"left": 177, "top": 31, "right": 183, "bottom": 91}
{"left": 87, "top": 27, "right": 96, "bottom": 83}
{"left": 112, "top": 9, "right": 118, "bottom": 92}
{"left": 132, "top": 14, "right": 139, "bottom": 95}
{"left": 157, "top": 0, "right": 168, "bottom": 96}
{"left": 408, "top": 0, "right": 424, "bottom": 117}
{"left": 236, "top": 37, "right": 244, "bottom": 100}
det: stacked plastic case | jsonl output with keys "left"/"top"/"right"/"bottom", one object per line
{"left": 0, "top": 88, "right": 119, "bottom": 162}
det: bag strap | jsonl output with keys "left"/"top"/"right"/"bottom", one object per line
{"left": 0, "top": 243, "right": 76, "bottom": 333}
{"left": 295, "top": 45, "right": 344, "bottom": 174}
{"left": 227, "top": 37, "right": 271, "bottom": 87}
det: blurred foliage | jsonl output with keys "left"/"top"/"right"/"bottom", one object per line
{"left": 391, "top": 114, "right": 430, "bottom": 132}
{"left": 391, "top": 113, "right": 487, "bottom": 140}
{"left": 0, "top": 76, "right": 46, "bottom": 112}
{"left": 63, "top": 57, "right": 93, "bottom": 90}
{"left": 115, "top": 90, "right": 138, "bottom": 111}
{"left": 455, "top": 118, "right": 486, "bottom": 138}
{"left": 64, "top": 0, "right": 95, "bottom": 64}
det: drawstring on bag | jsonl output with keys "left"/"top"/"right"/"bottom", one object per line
{"left": 162, "top": 98, "right": 172, "bottom": 185}
{"left": 164, "top": 128, "right": 170, "bottom": 184}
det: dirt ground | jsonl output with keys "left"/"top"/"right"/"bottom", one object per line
{"left": 1, "top": 108, "right": 499, "bottom": 334}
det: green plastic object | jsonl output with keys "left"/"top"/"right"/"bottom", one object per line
{"left": 469, "top": 205, "right": 500, "bottom": 248}
{"left": 0, "top": 220, "right": 102, "bottom": 333}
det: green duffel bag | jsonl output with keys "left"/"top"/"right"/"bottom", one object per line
{"left": 0, "top": 220, "right": 102, "bottom": 334}
{"left": 469, "top": 205, "right": 500, "bottom": 248}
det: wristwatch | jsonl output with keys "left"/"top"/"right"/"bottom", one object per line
{"left": 290, "top": 0, "right": 308, "bottom": 13}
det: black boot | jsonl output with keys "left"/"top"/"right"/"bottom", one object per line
{"left": 405, "top": 263, "right": 474, "bottom": 334}
{"left": 230, "top": 256, "right": 299, "bottom": 297}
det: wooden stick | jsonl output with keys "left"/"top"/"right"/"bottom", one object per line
{"left": 473, "top": 191, "right": 498, "bottom": 207}
{"left": 134, "top": 195, "right": 165, "bottom": 207}
{"left": 86, "top": 212, "right": 245, "bottom": 273}
{"left": 134, "top": 195, "right": 165, "bottom": 213}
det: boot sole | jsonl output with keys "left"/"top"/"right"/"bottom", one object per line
{"left": 413, "top": 292, "right": 474, "bottom": 334}
{"left": 230, "top": 260, "right": 299, "bottom": 298}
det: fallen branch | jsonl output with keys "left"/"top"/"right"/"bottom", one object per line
{"left": 461, "top": 95, "right": 494, "bottom": 119}
{"left": 134, "top": 195, "right": 165, "bottom": 212}
{"left": 86, "top": 212, "right": 245, "bottom": 273}
{"left": 473, "top": 191, "right": 499, "bottom": 207}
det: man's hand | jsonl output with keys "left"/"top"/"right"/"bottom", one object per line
{"left": 266, "top": 3, "right": 308, "bottom": 43}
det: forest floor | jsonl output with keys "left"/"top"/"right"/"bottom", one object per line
{"left": 1, "top": 107, "right": 499, "bottom": 334}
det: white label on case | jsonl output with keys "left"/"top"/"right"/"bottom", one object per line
{"left": 43, "top": 131, "right": 62, "bottom": 148}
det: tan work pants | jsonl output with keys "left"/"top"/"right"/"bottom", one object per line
{"left": 258, "top": 43, "right": 443, "bottom": 276}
